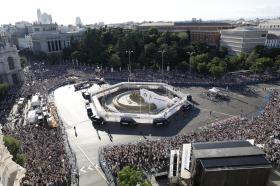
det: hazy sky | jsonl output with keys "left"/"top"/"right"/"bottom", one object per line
{"left": 1, "top": 0, "right": 280, "bottom": 25}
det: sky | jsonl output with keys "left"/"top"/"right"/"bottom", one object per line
{"left": 1, "top": 0, "right": 280, "bottom": 25}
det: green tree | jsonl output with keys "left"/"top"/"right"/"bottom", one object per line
{"left": 118, "top": 166, "right": 152, "bottom": 186}
{"left": 246, "top": 51, "right": 259, "bottom": 68}
{"left": 177, "top": 61, "right": 188, "bottom": 71}
{"left": 0, "top": 83, "right": 9, "bottom": 101}
{"left": 3, "top": 135, "right": 25, "bottom": 166}
{"left": 15, "top": 154, "right": 26, "bottom": 167}
{"left": 191, "top": 53, "right": 209, "bottom": 72}
{"left": 250, "top": 57, "right": 273, "bottom": 74}
{"left": 109, "top": 53, "right": 121, "bottom": 68}
{"left": 20, "top": 57, "right": 27, "bottom": 68}
{"left": 273, "top": 56, "right": 280, "bottom": 74}
{"left": 197, "top": 62, "right": 208, "bottom": 74}
{"left": 208, "top": 57, "right": 225, "bottom": 77}
{"left": 47, "top": 53, "right": 61, "bottom": 65}
{"left": 71, "top": 50, "right": 81, "bottom": 62}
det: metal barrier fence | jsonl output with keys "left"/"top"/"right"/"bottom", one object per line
{"left": 98, "top": 148, "right": 116, "bottom": 186}
{"left": 59, "top": 116, "right": 79, "bottom": 186}
{"left": 48, "top": 86, "right": 79, "bottom": 186}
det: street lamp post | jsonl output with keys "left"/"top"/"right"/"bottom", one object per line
{"left": 186, "top": 52, "right": 194, "bottom": 77}
{"left": 224, "top": 61, "right": 228, "bottom": 80}
{"left": 125, "top": 50, "right": 133, "bottom": 82}
{"left": 158, "top": 50, "right": 166, "bottom": 82}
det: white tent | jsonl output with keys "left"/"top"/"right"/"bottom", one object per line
{"left": 31, "top": 95, "right": 40, "bottom": 107}
{"left": 209, "top": 87, "right": 220, "bottom": 93}
{"left": 27, "top": 110, "right": 37, "bottom": 124}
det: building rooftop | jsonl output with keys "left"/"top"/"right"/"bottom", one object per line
{"left": 193, "top": 140, "right": 265, "bottom": 159}
{"left": 192, "top": 140, "right": 271, "bottom": 170}
{"left": 201, "top": 155, "right": 271, "bottom": 169}
{"left": 138, "top": 22, "right": 174, "bottom": 27}
{"left": 174, "top": 22, "right": 232, "bottom": 27}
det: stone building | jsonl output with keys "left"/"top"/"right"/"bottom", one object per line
{"left": 220, "top": 27, "right": 267, "bottom": 55}
{"left": 0, "top": 43, "right": 25, "bottom": 85}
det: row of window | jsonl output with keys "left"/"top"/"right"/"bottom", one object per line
{"left": 260, "top": 25, "right": 280, "bottom": 29}
{"left": 47, "top": 40, "right": 62, "bottom": 52}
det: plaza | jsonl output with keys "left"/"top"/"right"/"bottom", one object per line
{"left": 53, "top": 81, "right": 279, "bottom": 186}
{"left": 90, "top": 82, "right": 189, "bottom": 124}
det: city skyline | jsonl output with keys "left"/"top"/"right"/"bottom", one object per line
{"left": 1, "top": 0, "right": 280, "bottom": 25}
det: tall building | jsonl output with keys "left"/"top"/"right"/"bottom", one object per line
{"left": 37, "top": 9, "right": 52, "bottom": 24}
{"left": 259, "top": 19, "right": 280, "bottom": 48}
{"left": 220, "top": 27, "right": 267, "bottom": 55}
{"left": 0, "top": 43, "right": 25, "bottom": 85}
{"left": 29, "top": 21, "right": 85, "bottom": 54}
{"left": 75, "top": 17, "right": 83, "bottom": 27}
{"left": 137, "top": 21, "right": 234, "bottom": 48}
{"left": 31, "top": 30, "right": 84, "bottom": 54}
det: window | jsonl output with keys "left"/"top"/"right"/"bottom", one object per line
{"left": 12, "top": 74, "right": 19, "bottom": 84}
{"left": 7, "top": 57, "right": 15, "bottom": 70}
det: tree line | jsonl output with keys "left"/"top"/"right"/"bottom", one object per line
{"left": 20, "top": 27, "right": 280, "bottom": 77}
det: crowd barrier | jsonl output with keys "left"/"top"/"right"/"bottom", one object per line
{"left": 48, "top": 84, "right": 79, "bottom": 186}
{"left": 98, "top": 148, "right": 116, "bottom": 186}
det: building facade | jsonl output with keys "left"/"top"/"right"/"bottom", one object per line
{"left": 0, "top": 44, "right": 25, "bottom": 85}
{"left": 220, "top": 27, "right": 267, "bottom": 55}
{"left": 137, "top": 22, "right": 234, "bottom": 48}
{"left": 31, "top": 30, "right": 84, "bottom": 53}
{"left": 259, "top": 19, "right": 280, "bottom": 48}
{"left": 17, "top": 35, "right": 33, "bottom": 50}
{"left": 259, "top": 19, "right": 280, "bottom": 31}
{"left": 265, "top": 34, "right": 280, "bottom": 48}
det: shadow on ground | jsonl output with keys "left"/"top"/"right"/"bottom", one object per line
{"left": 92, "top": 107, "right": 200, "bottom": 137}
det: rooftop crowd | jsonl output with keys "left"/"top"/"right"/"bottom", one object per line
{"left": 102, "top": 90, "right": 280, "bottom": 177}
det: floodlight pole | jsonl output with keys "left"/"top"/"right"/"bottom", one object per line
{"left": 125, "top": 50, "right": 133, "bottom": 82}
{"left": 140, "top": 94, "right": 141, "bottom": 114}
{"left": 158, "top": 50, "right": 166, "bottom": 82}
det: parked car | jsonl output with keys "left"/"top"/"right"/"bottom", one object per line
{"left": 153, "top": 118, "right": 168, "bottom": 126}
{"left": 120, "top": 117, "right": 137, "bottom": 126}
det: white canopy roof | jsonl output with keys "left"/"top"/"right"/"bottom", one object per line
{"left": 27, "top": 110, "right": 37, "bottom": 124}
{"left": 209, "top": 87, "right": 220, "bottom": 93}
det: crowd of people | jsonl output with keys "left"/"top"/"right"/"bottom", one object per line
{"left": 2, "top": 125, "right": 71, "bottom": 185}
{"left": 103, "top": 68, "right": 274, "bottom": 86}
{"left": 102, "top": 90, "right": 280, "bottom": 177}
{"left": 0, "top": 62, "right": 98, "bottom": 185}
{"left": 0, "top": 61, "right": 279, "bottom": 185}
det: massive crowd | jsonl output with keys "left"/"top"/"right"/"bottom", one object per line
{"left": 2, "top": 125, "right": 70, "bottom": 185}
{"left": 103, "top": 69, "right": 273, "bottom": 86}
{"left": 0, "top": 62, "right": 97, "bottom": 185}
{"left": 102, "top": 90, "right": 280, "bottom": 177}
{"left": 0, "top": 61, "right": 279, "bottom": 185}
